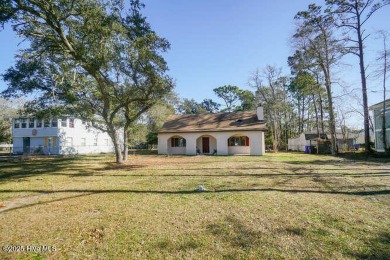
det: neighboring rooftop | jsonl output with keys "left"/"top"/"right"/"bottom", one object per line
{"left": 369, "top": 98, "right": 390, "bottom": 110}
{"left": 305, "top": 133, "right": 328, "bottom": 140}
{"left": 159, "top": 111, "right": 267, "bottom": 133}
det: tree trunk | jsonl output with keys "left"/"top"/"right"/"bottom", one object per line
{"left": 298, "top": 97, "right": 303, "bottom": 133}
{"left": 324, "top": 71, "right": 338, "bottom": 156}
{"left": 312, "top": 92, "right": 320, "bottom": 137}
{"left": 110, "top": 129, "right": 123, "bottom": 164}
{"left": 382, "top": 40, "right": 388, "bottom": 153}
{"left": 272, "top": 115, "right": 279, "bottom": 152}
{"left": 301, "top": 96, "right": 305, "bottom": 132}
{"left": 316, "top": 75, "right": 325, "bottom": 134}
{"left": 356, "top": 14, "right": 371, "bottom": 153}
{"left": 123, "top": 127, "right": 129, "bottom": 161}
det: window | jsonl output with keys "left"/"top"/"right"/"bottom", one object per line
{"left": 66, "top": 137, "right": 73, "bottom": 146}
{"left": 375, "top": 108, "right": 390, "bottom": 129}
{"left": 81, "top": 138, "right": 86, "bottom": 146}
{"left": 21, "top": 118, "right": 27, "bottom": 128}
{"left": 61, "top": 118, "right": 67, "bottom": 127}
{"left": 52, "top": 118, "right": 58, "bottom": 127}
{"left": 29, "top": 119, "right": 35, "bottom": 128}
{"left": 104, "top": 139, "right": 109, "bottom": 146}
{"left": 171, "top": 137, "right": 186, "bottom": 147}
{"left": 44, "top": 137, "right": 57, "bottom": 147}
{"left": 36, "top": 120, "right": 42, "bottom": 128}
{"left": 44, "top": 119, "right": 50, "bottom": 128}
{"left": 14, "top": 119, "right": 20, "bottom": 129}
{"left": 228, "top": 136, "right": 249, "bottom": 146}
{"left": 69, "top": 118, "right": 75, "bottom": 128}
{"left": 93, "top": 137, "right": 98, "bottom": 146}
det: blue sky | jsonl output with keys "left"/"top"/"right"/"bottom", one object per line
{"left": 0, "top": 0, "right": 389, "bottom": 124}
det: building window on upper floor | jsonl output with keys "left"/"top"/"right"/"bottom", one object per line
{"left": 66, "top": 137, "right": 73, "bottom": 146}
{"left": 21, "top": 118, "right": 27, "bottom": 128}
{"left": 69, "top": 118, "right": 75, "bottom": 128}
{"left": 171, "top": 137, "right": 186, "bottom": 147}
{"left": 14, "top": 119, "right": 20, "bottom": 129}
{"left": 81, "top": 138, "right": 86, "bottom": 146}
{"left": 29, "top": 119, "right": 35, "bottom": 128}
{"left": 36, "top": 120, "right": 42, "bottom": 128}
{"left": 52, "top": 118, "right": 58, "bottom": 127}
{"left": 374, "top": 111, "right": 390, "bottom": 130}
{"left": 228, "top": 136, "right": 249, "bottom": 147}
{"left": 61, "top": 117, "right": 67, "bottom": 127}
{"left": 44, "top": 119, "right": 50, "bottom": 128}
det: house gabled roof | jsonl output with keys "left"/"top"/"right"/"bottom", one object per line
{"left": 369, "top": 98, "right": 390, "bottom": 110}
{"left": 304, "top": 133, "right": 327, "bottom": 140}
{"left": 158, "top": 111, "right": 267, "bottom": 133}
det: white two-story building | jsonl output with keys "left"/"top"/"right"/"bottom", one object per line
{"left": 369, "top": 98, "right": 390, "bottom": 152}
{"left": 12, "top": 117, "right": 114, "bottom": 155}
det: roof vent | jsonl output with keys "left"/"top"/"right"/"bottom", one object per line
{"left": 236, "top": 119, "right": 243, "bottom": 124}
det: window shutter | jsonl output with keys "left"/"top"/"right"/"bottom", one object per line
{"left": 52, "top": 137, "right": 57, "bottom": 147}
{"left": 246, "top": 136, "right": 250, "bottom": 146}
{"left": 171, "top": 138, "right": 174, "bottom": 147}
{"left": 44, "top": 137, "right": 48, "bottom": 147}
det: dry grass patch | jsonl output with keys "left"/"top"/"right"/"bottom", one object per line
{"left": 0, "top": 153, "right": 389, "bottom": 259}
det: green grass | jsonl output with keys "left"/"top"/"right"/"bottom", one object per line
{"left": 0, "top": 153, "right": 389, "bottom": 259}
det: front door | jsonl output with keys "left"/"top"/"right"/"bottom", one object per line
{"left": 202, "top": 137, "right": 210, "bottom": 154}
{"left": 23, "top": 137, "right": 30, "bottom": 154}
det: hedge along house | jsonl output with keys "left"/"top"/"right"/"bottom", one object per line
{"left": 12, "top": 117, "right": 114, "bottom": 155}
{"left": 158, "top": 106, "right": 267, "bottom": 155}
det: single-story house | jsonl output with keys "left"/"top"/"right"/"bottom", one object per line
{"left": 288, "top": 131, "right": 358, "bottom": 152}
{"left": 12, "top": 117, "right": 115, "bottom": 155}
{"left": 369, "top": 98, "right": 390, "bottom": 152}
{"left": 158, "top": 106, "right": 267, "bottom": 155}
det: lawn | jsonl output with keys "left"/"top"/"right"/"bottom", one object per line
{"left": 0, "top": 153, "right": 389, "bottom": 259}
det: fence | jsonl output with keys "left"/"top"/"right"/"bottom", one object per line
{"left": 11, "top": 145, "right": 114, "bottom": 156}
{"left": 287, "top": 144, "right": 360, "bottom": 154}
{"left": 4, "top": 144, "right": 158, "bottom": 157}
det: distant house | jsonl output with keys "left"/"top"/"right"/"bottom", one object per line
{"left": 369, "top": 99, "right": 390, "bottom": 152}
{"left": 288, "top": 132, "right": 327, "bottom": 152}
{"left": 158, "top": 106, "right": 267, "bottom": 155}
{"left": 12, "top": 117, "right": 114, "bottom": 155}
{"left": 288, "top": 131, "right": 358, "bottom": 152}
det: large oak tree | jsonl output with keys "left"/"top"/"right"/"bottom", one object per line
{"left": 0, "top": 0, "right": 173, "bottom": 163}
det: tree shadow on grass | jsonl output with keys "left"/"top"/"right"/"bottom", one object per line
{"left": 348, "top": 232, "right": 390, "bottom": 259}
{"left": 1, "top": 187, "right": 389, "bottom": 214}
{"left": 286, "top": 159, "right": 390, "bottom": 166}
{"left": 0, "top": 156, "right": 147, "bottom": 181}
{"left": 207, "top": 215, "right": 262, "bottom": 250}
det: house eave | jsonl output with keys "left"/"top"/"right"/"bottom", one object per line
{"left": 158, "top": 129, "right": 268, "bottom": 134}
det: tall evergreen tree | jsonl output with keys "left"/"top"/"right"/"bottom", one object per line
{"left": 326, "top": 0, "right": 390, "bottom": 152}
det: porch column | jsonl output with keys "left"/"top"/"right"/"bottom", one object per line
{"left": 158, "top": 134, "right": 168, "bottom": 154}
{"left": 248, "top": 132, "right": 264, "bottom": 155}
{"left": 216, "top": 135, "right": 228, "bottom": 155}
{"left": 186, "top": 135, "right": 197, "bottom": 155}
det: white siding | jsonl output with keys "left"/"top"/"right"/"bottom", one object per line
{"left": 13, "top": 117, "right": 115, "bottom": 155}
{"left": 158, "top": 131, "right": 265, "bottom": 156}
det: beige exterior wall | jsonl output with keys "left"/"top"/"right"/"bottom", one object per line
{"left": 228, "top": 146, "right": 250, "bottom": 155}
{"left": 158, "top": 131, "right": 265, "bottom": 156}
